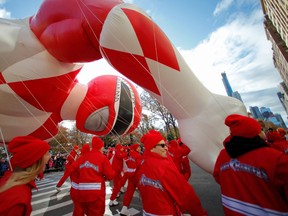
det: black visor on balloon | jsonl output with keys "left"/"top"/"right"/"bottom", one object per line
{"left": 109, "top": 81, "right": 133, "bottom": 135}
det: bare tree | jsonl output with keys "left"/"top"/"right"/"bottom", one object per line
{"left": 69, "top": 122, "right": 93, "bottom": 147}
{"left": 140, "top": 90, "right": 178, "bottom": 140}
{"left": 48, "top": 124, "right": 72, "bottom": 153}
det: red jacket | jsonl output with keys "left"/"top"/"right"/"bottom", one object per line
{"left": 0, "top": 171, "right": 36, "bottom": 216}
{"left": 69, "top": 149, "right": 115, "bottom": 202}
{"left": 111, "top": 144, "right": 128, "bottom": 172}
{"left": 134, "top": 151, "right": 207, "bottom": 216}
{"left": 124, "top": 149, "right": 142, "bottom": 177}
{"left": 214, "top": 147, "right": 288, "bottom": 215}
{"left": 180, "top": 155, "right": 191, "bottom": 181}
{"left": 168, "top": 143, "right": 191, "bottom": 173}
{"left": 272, "top": 139, "right": 288, "bottom": 153}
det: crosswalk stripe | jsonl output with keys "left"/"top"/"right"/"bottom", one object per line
{"left": 31, "top": 191, "right": 70, "bottom": 205}
{"left": 33, "top": 182, "right": 61, "bottom": 192}
{"left": 32, "top": 185, "right": 71, "bottom": 198}
{"left": 35, "top": 179, "right": 53, "bottom": 185}
{"left": 33, "top": 184, "right": 66, "bottom": 192}
{"left": 61, "top": 213, "right": 72, "bottom": 216}
{"left": 31, "top": 172, "right": 142, "bottom": 216}
{"left": 31, "top": 200, "right": 73, "bottom": 216}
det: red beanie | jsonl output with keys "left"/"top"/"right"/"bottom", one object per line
{"left": 73, "top": 145, "right": 79, "bottom": 151}
{"left": 8, "top": 136, "right": 50, "bottom": 169}
{"left": 277, "top": 128, "right": 286, "bottom": 137}
{"left": 268, "top": 131, "right": 282, "bottom": 143}
{"left": 225, "top": 114, "right": 261, "bottom": 138}
{"left": 81, "top": 144, "right": 90, "bottom": 155}
{"left": 130, "top": 143, "right": 140, "bottom": 151}
{"left": 92, "top": 137, "right": 104, "bottom": 150}
{"left": 140, "top": 130, "right": 165, "bottom": 151}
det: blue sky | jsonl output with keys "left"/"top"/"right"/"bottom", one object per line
{"left": 1, "top": 0, "right": 287, "bottom": 125}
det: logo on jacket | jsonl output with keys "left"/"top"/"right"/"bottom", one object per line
{"left": 220, "top": 159, "right": 268, "bottom": 182}
{"left": 80, "top": 161, "right": 99, "bottom": 172}
{"left": 139, "top": 174, "right": 164, "bottom": 191}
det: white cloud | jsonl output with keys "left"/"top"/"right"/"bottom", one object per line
{"left": 0, "top": 8, "right": 11, "bottom": 18}
{"left": 123, "top": 0, "right": 134, "bottom": 3}
{"left": 213, "top": 0, "right": 233, "bottom": 16}
{"left": 180, "top": 7, "right": 287, "bottom": 124}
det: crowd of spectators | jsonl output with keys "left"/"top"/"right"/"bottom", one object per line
{"left": 45, "top": 152, "right": 68, "bottom": 172}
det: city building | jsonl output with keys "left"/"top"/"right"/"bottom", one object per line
{"left": 249, "top": 106, "right": 264, "bottom": 120}
{"left": 250, "top": 105, "right": 286, "bottom": 128}
{"left": 232, "top": 91, "right": 243, "bottom": 103}
{"left": 221, "top": 72, "right": 243, "bottom": 102}
{"left": 260, "top": 0, "right": 288, "bottom": 115}
{"left": 221, "top": 72, "right": 233, "bottom": 97}
{"left": 278, "top": 82, "right": 288, "bottom": 114}
{"left": 220, "top": 69, "right": 287, "bottom": 127}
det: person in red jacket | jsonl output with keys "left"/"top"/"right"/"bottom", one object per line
{"left": 177, "top": 138, "right": 192, "bottom": 181}
{"left": 69, "top": 137, "right": 115, "bottom": 215}
{"left": 109, "top": 143, "right": 128, "bottom": 206}
{"left": 277, "top": 127, "right": 287, "bottom": 139}
{"left": 120, "top": 143, "right": 142, "bottom": 215}
{"left": 214, "top": 114, "right": 288, "bottom": 215}
{"left": 69, "top": 144, "right": 90, "bottom": 216}
{"left": 56, "top": 144, "right": 79, "bottom": 192}
{"left": 0, "top": 136, "right": 51, "bottom": 216}
{"left": 267, "top": 130, "right": 288, "bottom": 154}
{"left": 168, "top": 139, "right": 191, "bottom": 175}
{"left": 134, "top": 130, "right": 207, "bottom": 216}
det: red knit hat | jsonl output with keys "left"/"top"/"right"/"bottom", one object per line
{"left": 140, "top": 130, "right": 165, "bottom": 151}
{"left": 277, "top": 128, "right": 286, "bottom": 137}
{"left": 73, "top": 145, "right": 79, "bottom": 151}
{"left": 81, "top": 144, "right": 90, "bottom": 155}
{"left": 130, "top": 143, "right": 140, "bottom": 151}
{"left": 225, "top": 114, "right": 262, "bottom": 138}
{"left": 92, "top": 137, "right": 104, "bottom": 150}
{"left": 268, "top": 131, "right": 282, "bottom": 143}
{"left": 8, "top": 136, "right": 50, "bottom": 169}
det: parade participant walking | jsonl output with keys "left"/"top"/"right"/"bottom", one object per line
{"left": 168, "top": 139, "right": 191, "bottom": 175}
{"left": 214, "top": 114, "right": 288, "bottom": 215}
{"left": 69, "top": 137, "right": 115, "bottom": 216}
{"left": 56, "top": 144, "right": 79, "bottom": 192}
{"left": 120, "top": 143, "right": 142, "bottom": 215}
{"left": 135, "top": 130, "right": 207, "bottom": 216}
{"left": 109, "top": 143, "right": 128, "bottom": 206}
{"left": 0, "top": 136, "right": 50, "bottom": 216}
{"left": 178, "top": 139, "right": 192, "bottom": 181}
{"left": 69, "top": 144, "right": 90, "bottom": 216}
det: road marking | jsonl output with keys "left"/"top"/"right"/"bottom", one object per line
{"left": 31, "top": 191, "right": 70, "bottom": 205}
{"left": 31, "top": 200, "right": 73, "bottom": 216}
{"left": 32, "top": 185, "right": 71, "bottom": 198}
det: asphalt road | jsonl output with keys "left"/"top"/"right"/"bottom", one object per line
{"left": 189, "top": 162, "right": 224, "bottom": 216}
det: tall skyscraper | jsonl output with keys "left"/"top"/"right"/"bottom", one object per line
{"left": 249, "top": 106, "right": 264, "bottom": 120}
{"left": 232, "top": 91, "right": 243, "bottom": 103}
{"left": 260, "top": 0, "right": 288, "bottom": 118}
{"left": 260, "top": 0, "right": 288, "bottom": 85}
{"left": 221, "top": 72, "right": 233, "bottom": 97}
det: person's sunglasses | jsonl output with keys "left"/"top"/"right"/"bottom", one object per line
{"left": 155, "top": 144, "right": 167, "bottom": 148}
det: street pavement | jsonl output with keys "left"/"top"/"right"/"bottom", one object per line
{"left": 31, "top": 162, "right": 224, "bottom": 216}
